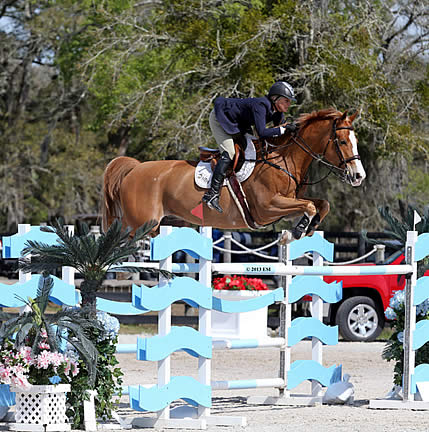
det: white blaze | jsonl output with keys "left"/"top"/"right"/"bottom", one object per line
{"left": 348, "top": 130, "right": 366, "bottom": 186}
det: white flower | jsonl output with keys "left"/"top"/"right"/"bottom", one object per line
{"left": 416, "top": 299, "right": 429, "bottom": 317}
{"left": 385, "top": 307, "right": 397, "bottom": 320}
{"left": 96, "top": 311, "right": 120, "bottom": 341}
{"left": 390, "top": 290, "right": 405, "bottom": 310}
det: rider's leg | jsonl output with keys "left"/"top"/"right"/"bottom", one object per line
{"left": 202, "top": 151, "right": 232, "bottom": 213}
{"left": 203, "top": 110, "right": 235, "bottom": 213}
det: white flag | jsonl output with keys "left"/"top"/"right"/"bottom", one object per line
{"left": 414, "top": 210, "right": 422, "bottom": 230}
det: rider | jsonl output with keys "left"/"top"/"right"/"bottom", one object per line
{"left": 202, "top": 81, "right": 297, "bottom": 213}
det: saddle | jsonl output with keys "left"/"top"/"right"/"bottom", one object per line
{"left": 198, "top": 143, "right": 245, "bottom": 175}
{"left": 195, "top": 136, "right": 263, "bottom": 230}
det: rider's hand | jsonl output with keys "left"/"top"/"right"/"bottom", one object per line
{"left": 279, "top": 122, "right": 297, "bottom": 134}
{"left": 285, "top": 123, "right": 297, "bottom": 133}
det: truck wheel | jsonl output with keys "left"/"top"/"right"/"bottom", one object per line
{"left": 335, "top": 296, "right": 384, "bottom": 342}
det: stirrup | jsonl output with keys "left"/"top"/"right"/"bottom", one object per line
{"left": 202, "top": 192, "right": 223, "bottom": 213}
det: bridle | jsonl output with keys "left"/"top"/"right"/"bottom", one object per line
{"left": 257, "top": 118, "right": 360, "bottom": 188}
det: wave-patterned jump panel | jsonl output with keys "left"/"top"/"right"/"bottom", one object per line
{"left": 212, "top": 287, "right": 284, "bottom": 313}
{"left": 288, "top": 317, "right": 338, "bottom": 346}
{"left": 415, "top": 233, "right": 429, "bottom": 262}
{"left": 150, "top": 227, "right": 212, "bottom": 261}
{"left": 129, "top": 376, "right": 211, "bottom": 412}
{"left": 132, "top": 277, "right": 212, "bottom": 311}
{"left": 287, "top": 360, "right": 342, "bottom": 390}
{"left": 137, "top": 326, "right": 212, "bottom": 360}
{"left": 2, "top": 226, "right": 58, "bottom": 258}
{"left": 0, "top": 275, "right": 78, "bottom": 307}
{"left": 413, "top": 320, "right": 429, "bottom": 350}
{"left": 289, "top": 275, "right": 342, "bottom": 303}
{"left": 411, "top": 364, "right": 429, "bottom": 394}
{"left": 414, "top": 277, "right": 429, "bottom": 306}
{"left": 288, "top": 232, "right": 334, "bottom": 261}
{"left": 96, "top": 298, "right": 148, "bottom": 316}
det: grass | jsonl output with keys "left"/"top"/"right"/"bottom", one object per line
{"left": 377, "top": 325, "right": 394, "bottom": 341}
{"left": 118, "top": 324, "right": 158, "bottom": 335}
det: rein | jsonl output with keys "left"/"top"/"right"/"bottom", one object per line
{"left": 254, "top": 118, "right": 359, "bottom": 188}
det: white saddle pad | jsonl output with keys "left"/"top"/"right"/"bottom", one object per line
{"left": 194, "top": 135, "right": 257, "bottom": 189}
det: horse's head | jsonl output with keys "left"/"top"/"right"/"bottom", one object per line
{"left": 324, "top": 110, "right": 366, "bottom": 187}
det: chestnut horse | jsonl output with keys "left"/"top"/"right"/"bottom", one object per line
{"left": 102, "top": 108, "right": 366, "bottom": 242}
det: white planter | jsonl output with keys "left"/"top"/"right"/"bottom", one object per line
{"left": 10, "top": 384, "right": 71, "bottom": 431}
{"left": 211, "top": 290, "right": 269, "bottom": 340}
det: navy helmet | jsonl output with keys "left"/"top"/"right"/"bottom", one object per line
{"left": 268, "top": 81, "right": 296, "bottom": 102}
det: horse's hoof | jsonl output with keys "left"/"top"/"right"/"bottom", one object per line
{"left": 279, "top": 230, "right": 294, "bottom": 245}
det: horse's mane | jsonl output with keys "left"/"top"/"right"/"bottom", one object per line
{"left": 264, "top": 107, "right": 343, "bottom": 147}
{"left": 297, "top": 108, "right": 342, "bottom": 129}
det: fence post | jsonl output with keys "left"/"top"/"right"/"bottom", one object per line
{"left": 224, "top": 231, "right": 232, "bottom": 263}
{"left": 311, "top": 231, "right": 324, "bottom": 397}
{"left": 278, "top": 231, "right": 290, "bottom": 398}
{"left": 375, "top": 244, "right": 386, "bottom": 264}
{"left": 157, "top": 226, "right": 173, "bottom": 420}
{"left": 18, "top": 224, "right": 31, "bottom": 314}
{"left": 403, "top": 231, "right": 417, "bottom": 401}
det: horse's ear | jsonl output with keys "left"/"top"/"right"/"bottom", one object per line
{"left": 349, "top": 110, "right": 359, "bottom": 123}
{"left": 340, "top": 110, "right": 348, "bottom": 121}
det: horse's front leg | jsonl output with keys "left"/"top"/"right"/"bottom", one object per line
{"left": 300, "top": 198, "right": 330, "bottom": 237}
{"left": 264, "top": 195, "right": 318, "bottom": 244}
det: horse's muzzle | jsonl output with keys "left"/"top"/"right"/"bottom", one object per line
{"left": 346, "top": 164, "right": 366, "bottom": 187}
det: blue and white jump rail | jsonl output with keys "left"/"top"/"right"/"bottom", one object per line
{"left": 3, "top": 223, "right": 429, "bottom": 415}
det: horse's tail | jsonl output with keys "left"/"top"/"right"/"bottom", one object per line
{"left": 102, "top": 156, "right": 140, "bottom": 232}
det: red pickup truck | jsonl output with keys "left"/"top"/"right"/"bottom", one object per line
{"left": 322, "top": 251, "right": 406, "bottom": 342}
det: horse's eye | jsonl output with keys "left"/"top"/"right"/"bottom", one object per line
{"left": 340, "top": 140, "right": 347, "bottom": 146}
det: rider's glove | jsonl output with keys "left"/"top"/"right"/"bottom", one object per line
{"left": 285, "top": 123, "right": 297, "bottom": 133}
{"left": 279, "top": 123, "right": 297, "bottom": 134}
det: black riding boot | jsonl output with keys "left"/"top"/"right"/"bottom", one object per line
{"left": 202, "top": 151, "right": 232, "bottom": 213}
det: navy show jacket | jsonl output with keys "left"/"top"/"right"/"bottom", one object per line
{"left": 213, "top": 95, "right": 284, "bottom": 139}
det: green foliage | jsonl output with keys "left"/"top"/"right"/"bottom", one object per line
{"left": 382, "top": 296, "right": 429, "bottom": 387}
{"left": 66, "top": 328, "right": 123, "bottom": 429}
{"left": 1, "top": 0, "right": 428, "bottom": 232}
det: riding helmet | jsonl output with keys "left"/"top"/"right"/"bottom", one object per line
{"left": 268, "top": 81, "right": 297, "bottom": 102}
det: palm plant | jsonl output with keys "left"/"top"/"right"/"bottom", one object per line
{"left": 0, "top": 274, "right": 101, "bottom": 383}
{"left": 19, "top": 218, "right": 167, "bottom": 318}
{"left": 364, "top": 204, "right": 429, "bottom": 251}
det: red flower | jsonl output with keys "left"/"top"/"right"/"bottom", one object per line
{"left": 212, "top": 275, "right": 268, "bottom": 291}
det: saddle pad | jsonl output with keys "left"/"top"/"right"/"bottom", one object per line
{"left": 194, "top": 135, "right": 256, "bottom": 189}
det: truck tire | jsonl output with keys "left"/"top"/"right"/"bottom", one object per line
{"left": 335, "top": 296, "right": 384, "bottom": 342}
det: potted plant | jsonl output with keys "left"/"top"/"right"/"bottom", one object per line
{"left": 0, "top": 274, "right": 100, "bottom": 431}
{"left": 211, "top": 275, "right": 270, "bottom": 339}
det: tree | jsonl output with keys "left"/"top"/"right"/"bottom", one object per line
{"left": 1, "top": 0, "right": 428, "bottom": 232}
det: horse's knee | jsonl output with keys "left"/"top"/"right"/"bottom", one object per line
{"left": 306, "top": 203, "right": 317, "bottom": 216}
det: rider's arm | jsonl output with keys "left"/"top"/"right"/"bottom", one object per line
{"left": 253, "top": 102, "right": 285, "bottom": 139}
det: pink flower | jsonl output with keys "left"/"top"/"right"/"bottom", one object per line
{"left": 0, "top": 367, "right": 11, "bottom": 384}
{"left": 36, "top": 351, "right": 52, "bottom": 369}
{"left": 11, "top": 373, "right": 31, "bottom": 390}
{"left": 38, "top": 342, "right": 50, "bottom": 350}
